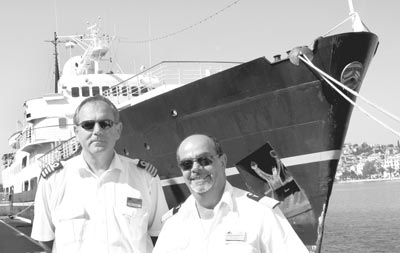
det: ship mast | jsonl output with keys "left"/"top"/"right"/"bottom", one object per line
{"left": 52, "top": 32, "right": 60, "bottom": 93}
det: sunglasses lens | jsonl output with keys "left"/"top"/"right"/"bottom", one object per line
{"left": 179, "top": 160, "right": 194, "bottom": 171}
{"left": 197, "top": 156, "right": 213, "bottom": 166}
{"left": 80, "top": 121, "right": 96, "bottom": 130}
{"left": 179, "top": 155, "right": 214, "bottom": 171}
{"left": 98, "top": 120, "right": 113, "bottom": 129}
{"left": 79, "top": 120, "right": 114, "bottom": 131}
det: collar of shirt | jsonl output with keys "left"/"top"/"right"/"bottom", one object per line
{"left": 75, "top": 152, "right": 124, "bottom": 180}
{"left": 183, "top": 181, "right": 236, "bottom": 219}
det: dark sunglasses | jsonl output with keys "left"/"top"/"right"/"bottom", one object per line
{"left": 178, "top": 154, "right": 219, "bottom": 171}
{"left": 78, "top": 120, "right": 115, "bottom": 131}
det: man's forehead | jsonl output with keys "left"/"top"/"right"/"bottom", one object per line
{"left": 178, "top": 136, "right": 214, "bottom": 157}
{"left": 79, "top": 101, "right": 113, "bottom": 116}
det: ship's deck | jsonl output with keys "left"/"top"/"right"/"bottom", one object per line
{"left": 0, "top": 216, "right": 47, "bottom": 253}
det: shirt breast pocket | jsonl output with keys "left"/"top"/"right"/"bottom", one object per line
{"left": 118, "top": 204, "right": 146, "bottom": 220}
{"left": 115, "top": 197, "right": 149, "bottom": 240}
{"left": 55, "top": 206, "right": 89, "bottom": 247}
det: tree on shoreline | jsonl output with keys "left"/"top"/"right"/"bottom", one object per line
{"left": 387, "top": 166, "right": 395, "bottom": 178}
{"left": 363, "top": 160, "right": 377, "bottom": 179}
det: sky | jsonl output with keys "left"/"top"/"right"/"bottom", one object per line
{"left": 0, "top": 0, "right": 399, "bottom": 157}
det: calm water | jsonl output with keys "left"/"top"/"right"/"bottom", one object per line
{"left": 321, "top": 180, "right": 400, "bottom": 253}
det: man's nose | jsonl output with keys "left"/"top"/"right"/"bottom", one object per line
{"left": 190, "top": 161, "right": 202, "bottom": 172}
{"left": 92, "top": 122, "right": 102, "bottom": 134}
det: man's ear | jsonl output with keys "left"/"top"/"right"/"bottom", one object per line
{"left": 116, "top": 122, "right": 123, "bottom": 138}
{"left": 220, "top": 153, "right": 227, "bottom": 168}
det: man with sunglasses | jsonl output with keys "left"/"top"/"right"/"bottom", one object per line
{"left": 153, "top": 134, "right": 308, "bottom": 252}
{"left": 31, "top": 95, "right": 168, "bottom": 253}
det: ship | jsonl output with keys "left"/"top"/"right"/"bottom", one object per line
{"left": 0, "top": 5, "right": 378, "bottom": 253}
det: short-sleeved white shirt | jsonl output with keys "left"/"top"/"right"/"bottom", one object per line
{"left": 153, "top": 182, "right": 308, "bottom": 253}
{"left": 31, "top": 153, "right": 169, "bottom": 253}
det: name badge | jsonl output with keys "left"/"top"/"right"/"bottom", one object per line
{"left": 127, "top": 197, "right": 142, "bottom": 208}
{"left": 225, "top": 231, "right": 246, "bottom": 242}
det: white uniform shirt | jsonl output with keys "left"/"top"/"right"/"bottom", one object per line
{"left": 154, "top": 182, "right": 308, "bottom": 253}
{"left": 31, "top": 153, "right": 168, "bottom": 253}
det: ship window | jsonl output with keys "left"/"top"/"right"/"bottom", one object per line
{"left": 30, "top": 177, "right": 37, "bottom": 191}
{"left": 24, "top": 181, "right": 29, "bottom": 191}
{"left": 59, "top": 118, "right": 67, "bottom": 128}
{"left": 92, "top": 86, "right": 100, "bottom": 96}
{"left": 130, "top": 86, "right": 138, "bottom": 96}
{"left": 71, "top": 87, "right": 80, "bottom": 97}
{"left": 121, "top": 86, "right": 128, "bottom": 96}
{"left": 140, "top": 87, "right": 148, "bottom": 94}
{"left": 22, "top": 156, "right": 27, "bottom": 168}
{"left": 111, "top": 86, "right": 118, "bottom": 96}
{"left": 102, "top": 86, "right": 110, "bottom": 95}
{"left": 82, "top": 86, "right": 90, "bottom": 97}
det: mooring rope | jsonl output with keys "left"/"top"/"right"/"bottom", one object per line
{"left": 299, "top": 54, "right": 400, "bottom": 138}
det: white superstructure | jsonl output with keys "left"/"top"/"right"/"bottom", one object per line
{"left": 0, "top": 20, "right": 239, "bottom": 197}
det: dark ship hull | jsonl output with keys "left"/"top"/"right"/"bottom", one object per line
{"left": 115, "top": 32, "right": 379, "bottom": 249}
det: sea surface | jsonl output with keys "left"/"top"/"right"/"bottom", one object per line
{"left": 321, "top": 180, "right": 400, "bottom": 253}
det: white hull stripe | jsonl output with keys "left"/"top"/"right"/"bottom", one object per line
{"left": 6, "top": 201, "right": 34, "bottom": 207}
{"left": 161, "top": 150, "right": 342, "bottom": 187}
{"left": 280, "top": 150, "right": 342, "bottom": 167}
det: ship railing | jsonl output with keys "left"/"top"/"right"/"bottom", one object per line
{"left": 38, "top": 137, "right": 81, "bottom": 168}
{"left": 15, "top": 125, "right": 74, "bottom": 151}
{"left": 102, "top": 61, "right": 241, "bottom": 105}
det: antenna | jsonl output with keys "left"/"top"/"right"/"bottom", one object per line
{"left": 54, "top": 32, "right": 60, "bottom": 93}
{"left": 148, "top": 14, "right": 152, "bottom": 67}
{"left": 347, "top": 0, "right": 355, "bottom": 14}
{"left": 45, "top": 33, "right": 60, "bottom": 93}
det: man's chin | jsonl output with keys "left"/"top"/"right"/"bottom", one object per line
{"left": 89, "top": 146, "right": 109, "bottom": 154}
{"left": 190, "top": 181, "right": 212, "bottom": 194}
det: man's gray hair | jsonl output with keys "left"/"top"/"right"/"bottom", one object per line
{"left": 73, "top": 95, "right": 120, "bottom": 125}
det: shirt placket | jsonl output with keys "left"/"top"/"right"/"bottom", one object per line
{"left": 93, "top": 170, "right": 114, "bottom": 252}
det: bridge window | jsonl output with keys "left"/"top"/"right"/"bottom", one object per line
{"left": 59, "top": 118, "right": 67, "bottom": 128}
{"left": 111, "top": 86, "right": 118, "bottom": 96}
{"left": 82, "top": 86, "right": 90, "bottom": 97}
{"left": 71, "top": 87, "right": 80, "bottom": 97}
{"left": 24, "top": 180, "right": 29, "bottom": 191}
{"left": 92, "top": 86, "right": 100, "bottom": 96}
{"left": 130, "top": 86, "right": 138, "bottom": 96}
{"left": 140, "top": 87, "right": 148, "bottom": 94}
{"left": 22, "top": 156, "right": 27, "bottom": 169}
{"left": 101, "top": 86, "right": 110, "bottom": 95}
{"left": 30, "top": 177, "right": 37, "bottom": 191}
{"left": 121, "top": 86, "right": 128, "bottom": 96}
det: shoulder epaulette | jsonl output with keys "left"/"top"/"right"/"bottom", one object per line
{"left": 135, "top": 159, "right": 158, "bottom": 177}
{"left": 41, "top": 161, "right": 64, "bottom": 179}
{"left": 246, "top": 192, "right": 263, "bottom": 202}
{"left": 246, "top": 193, "right": 280, "bottom": 209}
{"left": 161, "top": 204, "right": 181, "bottom": 223}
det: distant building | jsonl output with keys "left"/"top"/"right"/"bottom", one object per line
{"left": 384, "top": 153, "right": 400, "bottom": 171}
{"left": 355, "top": 163, "right": 364, "bottom": 175}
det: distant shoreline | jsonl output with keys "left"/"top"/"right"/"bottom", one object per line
{"left": 336, "top": 177, "right": 400, "bottom": 184}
